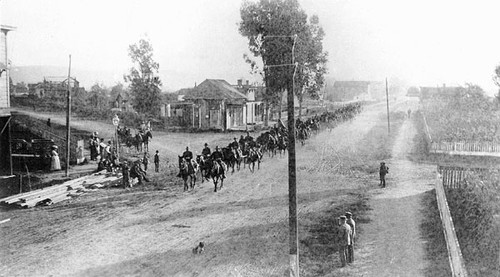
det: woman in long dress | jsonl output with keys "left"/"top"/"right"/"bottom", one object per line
{"left": 50, "top": 146, "right": 61, "bottom": 171}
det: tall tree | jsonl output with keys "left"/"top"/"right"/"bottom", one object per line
{"left": 239, "top": 0, "right": 328, "bottom": 121}
{"left": 125, "top": 38, "right": 162, "bottom": 116}
{"left": 88, "top": 82, "right": 109, "bottom": 110}
{"left": 293, "top": 14, "right": 328, "bottom": 117}
{"left": 493, "top": 65, "right": 500, "bottom": 103}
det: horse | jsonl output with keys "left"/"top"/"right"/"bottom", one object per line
{"left": 208, "top": 159, "right": 225, "bottom": 192}
{"left": 232, "top": 148, "right": 243, "bottom": 171}
{"left": 297, "top": 128, "right": 307, "bottom": 146}
{"left": 196, "top": 155, "right": 211, "bottom": 183}
{"left": 277, "top": 136, "right": 287, "bottom": 157}
{"left": 222, "top": 147, "right": 238, "bottom": 173}
{"left": 266, "top": 133, "right": 278, "bottom": 157}
{"left": 244, "top": 147, "right": 261, "bottom": 173}
{"left": 143, "top": 130, "right": 153, "bottom": 152}
{"left": 178, "top": 156, "right": 198, "bottom": 191}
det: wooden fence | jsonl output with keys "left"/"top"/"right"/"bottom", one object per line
{"left": 438, "top": 166, "right": 488, "bottom": 189}
{"left": 431, "top": 141, "right": 500, "bottom": 156}
{"left": 421, "top": 111, "right": 500, "bottom": 156}
{"left": 436, "top": 170, "right": 469, "bottom": 277}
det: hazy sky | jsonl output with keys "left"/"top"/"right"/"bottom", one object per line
{"left": 2, "top": 0, "right": 500, "bottom": 94}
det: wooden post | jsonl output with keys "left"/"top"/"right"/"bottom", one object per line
{"left": 288, "top": 34, "right": 299, "bottom": 277}
{"left": 65, "top": 55, "right": 72, "bottom": 177}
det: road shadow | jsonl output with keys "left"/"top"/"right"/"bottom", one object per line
{"left": 119, "top": 188, "right": 355, "bottom": 228}
{"left": 75, "top": 220, "right": 290, "bottom": 277}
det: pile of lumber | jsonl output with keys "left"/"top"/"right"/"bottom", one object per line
{"left": 0, "top": 171, "right": 122, "bottom": 208}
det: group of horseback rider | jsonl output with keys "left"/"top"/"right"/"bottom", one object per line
{"left": 177, "top": 131, "right": 259, "bottom": 180}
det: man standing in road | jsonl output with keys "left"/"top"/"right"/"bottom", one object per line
{"left": 345, "top": 212, "right": 356, "bottom": 264}
{"left": 143, "top": 152, "right": 149, "bottom": 171}
{"left": 337, "top": 215, "right": 353, "bottom": 267}
{"left": 122, "top": 161, "right": 130, "bottom": 188}
{"left": 154, "top": 150, "right": 160, "bottom": 172}
{"left": 379, "top": 162, "right": 389, "bottom": 188}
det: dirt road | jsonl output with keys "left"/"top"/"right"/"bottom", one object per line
{"left": 1, "top": 99, "right": 436, "bottom": 276}
{"left": 354, "top": 104, "right": 435, "bottom": 276}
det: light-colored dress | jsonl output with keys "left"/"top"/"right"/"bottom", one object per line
{"left": 51, "top": 150, "right": 61, "bottom": 171}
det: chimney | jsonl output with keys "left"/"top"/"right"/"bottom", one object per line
{"left": 237, "top": 79, "right": 242, "bottom": 86}
{"left": 246, "top": 80, "right": 249, "bottom": 86}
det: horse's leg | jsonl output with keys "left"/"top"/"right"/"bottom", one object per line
{"left": 213, "top": 178, "right": 218, "bottom": 192}
{"left": 220, "top": 178, "right": 223, "bottom": 190}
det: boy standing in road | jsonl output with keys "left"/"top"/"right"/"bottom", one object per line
{"left": 379, "top": 162, "right": 389, "bottom": 188}
{"left": 154, "top": 150, "right": 160, "bottom": 172}
{"left": 337, "top": 215, "right": 352, "bottom": 267}
{"left": 345, "top": 212, "right": 356, "bottom": 264}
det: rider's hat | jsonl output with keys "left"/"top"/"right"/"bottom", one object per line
{"left": 204, "top": 143, "right": 208, "bottom": 146}
{"left": 345, "top": 212, "right": 352, "bottom": 217}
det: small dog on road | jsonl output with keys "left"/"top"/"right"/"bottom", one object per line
{"left": 192, "top": 242, "right": 205, "bottom": 254}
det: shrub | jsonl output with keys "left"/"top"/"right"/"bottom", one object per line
{"left": 446, "top": 171, "right": 500, "bottom": 276}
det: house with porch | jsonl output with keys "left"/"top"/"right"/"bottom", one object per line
{"left": 0, "top": 24, "right": 15, "bottom": 177}
{"left": 163, "top": 79, "right": 248, "bottom": 131}
{"left": 233, "top": 79, "right": 265, "bottom": 125}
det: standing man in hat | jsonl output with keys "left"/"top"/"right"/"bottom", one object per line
{"left": 122, "top": 161, "right": 130, "bottom": 188}
{"left": 337, "top": 215, "right": 353, "bottom": 267}
{"left": 379, "top": 162, "right": 389, "bottom": 188}
{"left": 154, "top": 150, "right": 160, "bottom": 172}
{"left": 142, "top": 152, "right": 149, "bottom": 171}
{"left": 345, "top": 212, "right": 356, "bottom": 264}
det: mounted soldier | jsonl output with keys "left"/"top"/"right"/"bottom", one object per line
{"left": 178, "top": 146, "right": 195, "bottom": 177}
{"left": 211, "top": 146, "right": 227, "bottom": 179}
{"left": 201, "top": 143, "right": 211, "bottom": 159}
{"left": 229, "top": 137, "right": 239, "bottom": 150}
{"left": 244, "top": 131, "right": 253, "bottom": 142}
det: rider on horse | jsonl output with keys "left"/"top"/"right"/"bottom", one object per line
{"left": 201, "top": 143, "right": 211, "bottom": 159}
{"left": 244, "top": 131, "right": 253, "bottom": 142}
{"left": 212, "top": 146, "right": 227, "bottom": 179}
{"left": 229, "top": 138, "right": 239, "bottom": 149}
{"left": 177, "top": 146, "right": 195, "bottom": 177}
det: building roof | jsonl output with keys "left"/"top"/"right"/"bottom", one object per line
{"left": 0, "top": 25, "right": 16, "bottom": 33}
{"left": 333, "top": 81, "right": 372, "bottom": 88}
{"left": 184, "top": 79, "right": 247, "bottom": 100}
{"left": 420, "top": 86, "right": 460, "bottom": 98}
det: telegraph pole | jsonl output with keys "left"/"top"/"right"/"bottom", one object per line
{"left": 65, "top": 55, "right": 71, "bottom": 177}
{"left": 262, "top": 34, "right": 299, "bottom": 276}
{"left": 288, "top": 34, "right": 298, "bottom": 277}
{"left": 386, "top": 77, "right": 390, "bottom": 134}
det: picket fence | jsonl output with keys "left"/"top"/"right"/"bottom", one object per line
{"left": 431, "top": 141, "right": 500, "bottom": 154}
{"left": 421, "top": 112, "right": 500, "bottom": 156}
